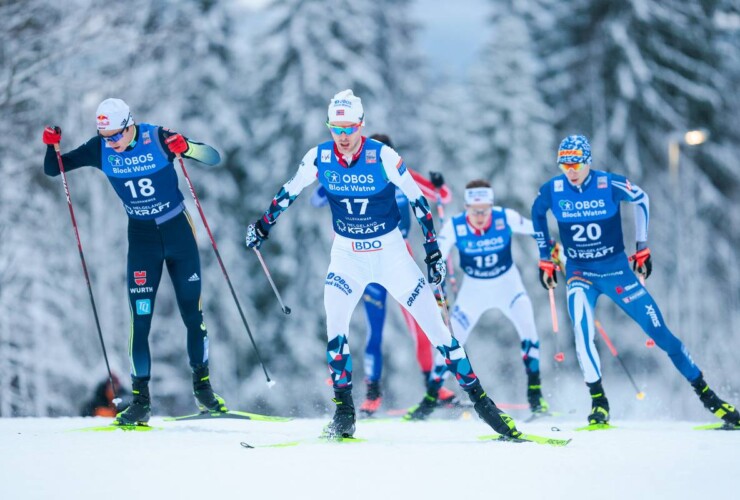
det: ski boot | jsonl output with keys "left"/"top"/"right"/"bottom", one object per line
{"left": 193, "top": 365, "right": 228, "bottom": 413}
{"left": 438, "top": 387, "right": 459, "bottom": 408}
{"left": 467, "top": 382, "right": 521, "bottom": 438}
{"left": 404, "top": 387, "right": 439, "bottom": 421}
{"left": 527, "top": 373, "right": 550, "bottom": 415}
{"left": 359, "top": 380, "right": 382, "bottom": 417}
{"left": 114, "top": 378, "right": 151, "bottom": 426}
{"left": 324, "top": 389, "right": 356, "bottom": 438}
{"left": 691, "top": 374, "right": 740, "bottom": 426}
{"left": 587, "top": 379, "right": 610, "bottom": 425}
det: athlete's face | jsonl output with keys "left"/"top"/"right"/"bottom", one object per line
{"left": 466, "top": 203, "right": 493, "bottom": 230}
{"left": 328, "top": 121, "right": 364, "bottom": 156}
{"left": 560, "top": 162, "right": 590, "bottom": 186}
{"left": 100, "top": 125, "right": 134, "bottom": 153}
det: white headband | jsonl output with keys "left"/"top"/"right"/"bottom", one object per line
{"left": 464, "top": 187, "right": 494, "bottom": 205}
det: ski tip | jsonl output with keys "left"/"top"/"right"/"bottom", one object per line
{"left": 693, "top": 422, "right": 740, "bottom": 431}
{"left": 574, "top": 423, "right": 615, "bottom": 432}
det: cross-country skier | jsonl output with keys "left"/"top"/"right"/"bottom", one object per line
{"left": 406, "top": 179, "right": 550, "bottom": 420}
{"left": 310, "top": 133, "right": 457, "bottom": 416}
{"left": 43, "top": 98, "right": 227, "bottom": 426}
{"left": 245, "top": 89, "right": 522, "bottom": 439}
{"left": 531, "top": 134, "right": 739, "bottom": 427}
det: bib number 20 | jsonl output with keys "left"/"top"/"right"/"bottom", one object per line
{"left": 571, "top": 223, "right": 601, "bottom": 242}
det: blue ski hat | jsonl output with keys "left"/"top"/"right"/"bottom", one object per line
{"left": 557, "top": 135, "right": 592, "bottom": 165}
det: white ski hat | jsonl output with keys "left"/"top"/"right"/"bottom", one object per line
{"left": 465, "top": 187, "right": 494, "bottom": 205}
{"left": 96, "top": 98, "right": 134, "bottom": 131}
{"left": 327, "top": 89, "right": 364, "bottom": 124}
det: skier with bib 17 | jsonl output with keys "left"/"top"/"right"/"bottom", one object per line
{"left": 531, "top": 134, "right": 739, "bottom": 427}
{"left": 406, "top": 179, "right": 550, "bottom": 421}
{"left": 246, "top": 89, "right": 522, "bottom": 439}
{"left": 43, "top": 98, "right": 227, "bottom": 426}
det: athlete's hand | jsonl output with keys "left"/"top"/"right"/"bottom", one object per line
{"left": 550, "top": 241, "right": 566, "bottom": 272}
{"left": 165, "top": 134, "right": 188, "bottom": 155}
{"left": 245, "top": 219, "right": 271, "bottom": 249}
{"left": 429, "top": 171, "right": 445, "bottom": 189}
{"left": 43, "top": 126, "right": 62, "bottom": 145}
{"left": 629, "top": 247, "right": 652, "bottom": 280}
{"left": 538, "top": 260, "right": 558, "bottom": 290}
{"left": 424, "top": 242, "right": 446, "bottom": 285}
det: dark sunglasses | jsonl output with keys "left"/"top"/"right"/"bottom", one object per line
{"left": 99, "top": 117, "right": 130, "bottom": 144}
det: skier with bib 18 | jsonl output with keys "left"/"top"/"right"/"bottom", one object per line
{"left": 406, "top": 179, "right": 550, "bottom": 421}
{"left": 245, "top": 89, "right": 522, "bottom": 439}
{"left": 531, "top": 134, "right": 739, "bottom": 427}
{"left": 43, "top": 98, "right": 227, "bottom": 426}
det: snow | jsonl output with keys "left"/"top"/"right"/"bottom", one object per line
{"left": 2, "top": 414, "right": 737, "bottom": 500}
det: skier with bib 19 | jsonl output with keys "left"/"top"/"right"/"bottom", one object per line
{"left": 531, "top": 134, "right": 739, "bottom": 427}
{"left": 43, "top": 98, "right": 227, "bottom": 426}
{"left": 245, "top": 89, "right": 522, "bottom": 439}
{"left": 406, "top": 179, "right": 550, "bottom": 421}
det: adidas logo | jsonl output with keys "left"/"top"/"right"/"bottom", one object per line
{"left": 188, "top": 273, "right": 200, "bottom": 282}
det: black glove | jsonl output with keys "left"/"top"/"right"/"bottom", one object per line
{"left": 429, "top": 171, "right": 445, "bottom": 189}
{"left": 245, "top": 218, "right": 271, "bottom": 249}
{"left": 629, "top": 247, "right": 652, "bottom": 280}
{"left": 538, "top": 260, "right": 558, "bottom": 290}
{"left": 424, "top": 242, "right": 447, "bottom": 285}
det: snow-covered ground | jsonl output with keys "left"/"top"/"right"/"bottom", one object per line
{"left": 2, "top": 412, "right": 737, "bottom": 500}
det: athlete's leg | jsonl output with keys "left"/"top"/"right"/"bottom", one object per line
{"left": 566, "top": 278, "right": 602, "bottom": 384}
{"left": 126, "top": 219, "right": 165, "bottom": 381}
{"left": 600, "top": 266, "right": 700, "bottom": 382}
{"left": 400, "top": 240, "right": 435, "bottom": 376}
{"left": 362, "top": 283, "right": 387, "bottom": 383}
{"left": 162, "top": 211, "right": 210, "bottom": 370}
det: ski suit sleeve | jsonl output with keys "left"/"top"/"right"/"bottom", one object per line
{"left": 158, "top": 128, "right": 221, "bottom": 166}
{"left": 611, "top": 174, "right": 649, "bottom": 244}
{"left": 531, "top": 181, "right": 554, "bottom": 259}
{"left": 437, "top": 219, "right": 456, "bottom": 260}
{"left": 504, "top": 208, "right": 535, "bottom": 236}
{"left": 310, "top": 185, "right": 329, "bottom": 208}
{"left": 408, "top": 168, "right": 452, "bottom": 204}
{"left": 43, "top": 136, "right": 102, "bottom": 176}
{"left": 262, "top": 148, "right": 319, "bottom": 225}
{"left": 380, "top": 146, "right": 437, "bottom": 244}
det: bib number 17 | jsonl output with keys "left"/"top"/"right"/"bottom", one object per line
{"left": 340, "top": 198, "right": 369, "bottom": 215}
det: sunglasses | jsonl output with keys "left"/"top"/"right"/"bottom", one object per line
{"left": 559, "top": 162, "right": 586, "bottom": 172}
{"left": 467, "top": 208, "right": 490, "bottom": 216}
{"left": 99, "top": 117, "right": 130, "bottom": 144}
{"left": 326, "top": 122, "right": 362, "bottom": 135}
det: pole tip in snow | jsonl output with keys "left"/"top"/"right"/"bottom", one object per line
{"left": 636, "top": 392, "right": 646, "bottom": 400}
{"left": 283, "top": 306, "right": 291, "bottom": 315}
{"left": 266, "top": 379, "right": 277, "bottom": 388}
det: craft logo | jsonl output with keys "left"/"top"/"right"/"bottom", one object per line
{"left": 134, "top": 270, "right": 147, "bottom": 286}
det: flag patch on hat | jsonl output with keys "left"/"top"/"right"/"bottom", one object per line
{"left": 336, "top": 109, "right": 345, "bottom": 116}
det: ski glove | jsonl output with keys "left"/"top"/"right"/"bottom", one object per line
{"left": 629, "top": 247, "right": 652, "bottom": 280}
{"left": 424, "top": 242, "right": 446, "bottom": 285}
{"left": 538, "top": 260, "right": 558, "bottom": 290}
{"left": 43, "top": 126, "right": 62, "bottom": 145}
{"left": 165, "top": 134, "right": 188, "bottom": 155}
{"left": 429, "top": 171, "right": 445, "bottom": 189}
{"left": 245, "top": 218, "right": 271, "bottom": 249}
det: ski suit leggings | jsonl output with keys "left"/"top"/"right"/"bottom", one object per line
{"left": 324, "top": 230, "right": 479, "bottom": 391}
{"left": 566, "top": 254, "right": 700, "bottom": 384}
{"left": 127, "top": 210, "right": 209, "bottom": 379}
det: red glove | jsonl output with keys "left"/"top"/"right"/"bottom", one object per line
{"left": 538, "top": 260, "right": 558, "bottom": 290}
{"left": 165, "top": 134, "right": 188, "bottom": 155}
{"left": 43, "top": 126, "right": 62, "bottom": 145}
{"left": 629, "top": 247, "right": 652, "bottom": 279}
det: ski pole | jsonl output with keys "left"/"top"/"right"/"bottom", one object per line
{"left": 53, "top": 144, "right": 121, "bottom": 405}
{"left": 548, "top": 288, "right": 565, "bottom": 362}
{"left": 594, "top": 320, "right": 645, "bottom": 399}
{"left": 434, "top": 191, "right": 458, "bottom": 295}
{"left": 435, "top": 283, "right": 454, "bottom": 335}
{"left": 176, "top": 155, "right": 275, "bottom": 387}
{"left": 252, "top": 248, "right": 291, "bottom": 315}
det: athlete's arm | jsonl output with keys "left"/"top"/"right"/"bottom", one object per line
{"left": 380, "top": 146, "right": 437, "bottom": 244}
{"left": 437, "top": 219, "right": 456, "bottom": 260}
{"left": 43, "top": 136, "right": 102, "bottom": 177}
{"left": 611, "top": 174, "right": 649, "bottom": 245}
{"left": 531, "top": 182, "right": 554, "bottom": 259}
{"left": 262, "top": 148, "right": 319, "bottom": 225}
{"left": 158, "top": 128, "right": 221, "bottom": 166}
{"left": 504, "top": 208, "right": 535, "bottom": 235}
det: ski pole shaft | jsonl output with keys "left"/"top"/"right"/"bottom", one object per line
{"left": 434, "top": 192, "right": 457, "bottom": 294}
{"left": 594, "top": 320, "right": 644, "bottom": 399}
{"left": 252, "top": 248, "right": 291, "bottom": 315}
{"left": 435, "top": 283, "right": 454, "bottom": 335}
{"left": 176, "top": 155, "right": 275, "bottom": 386}
{"left": 54, "top": 144, "right": 120, "bottom": 405}
{"left": 548, "top": 287, "right": 565, "bottom": 362}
